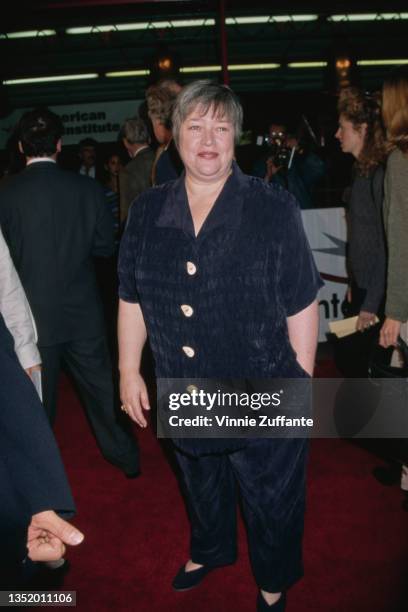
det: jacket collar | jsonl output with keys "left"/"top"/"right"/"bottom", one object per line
{"left": 26, "top": 157, "right": 56, "bottom": 166}
{"left": 24, "top": 160, "right": 58, "bottom": 172}
{"left": 156, "top": 161, "right": 247, "bottom": 238}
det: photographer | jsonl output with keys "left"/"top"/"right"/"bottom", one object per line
{"left": 252, "top": 121, "right": 325, "bottom": 209}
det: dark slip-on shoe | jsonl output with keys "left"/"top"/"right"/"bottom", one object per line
{"left": 172, "top": 564, "right": 216, "bottom": 591}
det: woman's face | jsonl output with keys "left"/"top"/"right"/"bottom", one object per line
{"left": 178, "top": 104, "right": 235, "bottom": 183}
{"left": 106, "top": 155, "right": 122, "bottom": 176}
{"left": 335, "top": 115, "right": 367, "bottom": 159}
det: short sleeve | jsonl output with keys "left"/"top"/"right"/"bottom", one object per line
{"left": 118, "top": 199, "right": 145, "bottom": 304}
{"left": 278, "top": 196, "right": 323, "bottom": 316}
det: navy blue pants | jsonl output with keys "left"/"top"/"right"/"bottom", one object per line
{"left": 175, "top": 438, "right": 308, "bottom": 592}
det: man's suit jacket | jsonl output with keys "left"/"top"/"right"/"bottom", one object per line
{"left": 0, "top": 161, "right": 115, "bottom": 347}
{"left": 0, "top": 315, "right": 74, "bottom": 581}
{"left": 119, "top": 146, "right": 155, "bottom": 222}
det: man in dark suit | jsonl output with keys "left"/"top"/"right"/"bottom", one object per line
{"left": 0, "top": 108, "right": 139, "bottom": 477}
{"left": 119, "top": 117, "right": 154, "bottom": 223}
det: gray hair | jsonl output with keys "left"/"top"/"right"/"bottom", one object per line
{"left": 172, "top": 80, "right": 243, "bottom": 146}
{"left": 119, "top": 117, "right": 149, "bottom": 144}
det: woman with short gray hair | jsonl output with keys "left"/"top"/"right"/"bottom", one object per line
{"left": 118, "top": 80, "right": 321, "bottom": 611}
{"left": 172, "top": 79, "right": 243, "bottom": 145}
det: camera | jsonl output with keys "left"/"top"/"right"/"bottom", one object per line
{"left": 257, "top": 131, "right": 292, "bottom": 169}
{"left": 267, "top": 142, "right": 292, "bottom": 169}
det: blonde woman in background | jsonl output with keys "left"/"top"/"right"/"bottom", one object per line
{"left": 379, "top": 66, "right": 408, "bottom": 506}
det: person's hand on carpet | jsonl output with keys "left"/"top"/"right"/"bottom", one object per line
{"left": 27, "top": 510, "right": 84, "bottom": 562}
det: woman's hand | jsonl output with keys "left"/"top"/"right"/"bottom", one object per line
{"left": 379, "top": 317, "right": 401, "bottom": 348}
{"left": 356, "top": 310, "right": 377, "bottom": 332}
{"left": 120, "top": 371, "right": 150, "bottom": 428}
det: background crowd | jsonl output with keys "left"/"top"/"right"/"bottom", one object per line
{"left": 0, "top": 67, "right": 407, "bottom": 598}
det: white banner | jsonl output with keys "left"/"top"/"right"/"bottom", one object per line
{"left": 301, "top": 207, "right": 348, "bottom": 342}
{"left": 0, "top": 100, "right": 143, "bottom": 148}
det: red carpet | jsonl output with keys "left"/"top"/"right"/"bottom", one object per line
{"left": 54, "top": 369, "right": 408, "bottom": 612}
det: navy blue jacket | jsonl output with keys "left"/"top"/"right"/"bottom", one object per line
{"left": 119, "top": 163, "right": 322, "bottom": 379}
